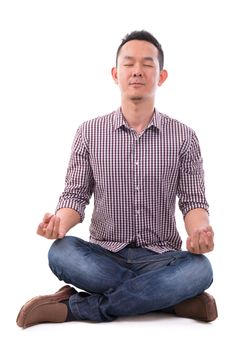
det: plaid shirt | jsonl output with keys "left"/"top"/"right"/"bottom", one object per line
{"left": 57, "top": 108, "right": 209, "bottom": 253}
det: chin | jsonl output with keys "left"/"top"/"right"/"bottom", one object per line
{"left": 129, "top": 96, "right": 143, "bottom": 101}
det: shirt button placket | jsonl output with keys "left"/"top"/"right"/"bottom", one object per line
{"left": 134, "top": 136, "right": 141, "bottom": 245}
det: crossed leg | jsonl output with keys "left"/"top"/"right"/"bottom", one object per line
{"left": 48, "top": 237, "right": 213, "bottom": 322}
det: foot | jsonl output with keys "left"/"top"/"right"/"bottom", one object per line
{"left": 16, "top": 285, "right": 77, "bottom": 328}
{"left": 174, "top": 292, "right": 218, "bottom": 322}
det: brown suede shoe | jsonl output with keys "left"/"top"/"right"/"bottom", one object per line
{"left": 16, "top": 285, "right": 77, "bottom": 328}
{"left": 174, "top": 292, "right": 218, "bottom": 322}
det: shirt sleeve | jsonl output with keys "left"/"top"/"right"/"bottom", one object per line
{"left": 56, "top": 126, "right": 95, "bottom": 222}
{"left": 177, "top": 130, "right": 209, "bottom": 217}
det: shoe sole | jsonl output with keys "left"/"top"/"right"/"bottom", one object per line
{"left": 16, "top": 285, "right": 76, "bottom": 328}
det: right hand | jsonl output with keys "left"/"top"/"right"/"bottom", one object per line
{"left": 37, "top": 213, "right": 67, "bottom": 240}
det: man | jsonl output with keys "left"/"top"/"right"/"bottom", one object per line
{"left": 17, "top": 30, "right": 218, "bottom": 328}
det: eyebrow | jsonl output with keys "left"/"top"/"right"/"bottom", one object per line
{"left": 123, "top": 56, "right": 155, "bottom": 62}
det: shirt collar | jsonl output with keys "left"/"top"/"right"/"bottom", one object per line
{"left": 113, "top": 107, "right": 162, "bottom": 132}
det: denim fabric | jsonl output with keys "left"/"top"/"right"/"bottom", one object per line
{"left": 48, "top": 236, "right": 213, "bottom": 322}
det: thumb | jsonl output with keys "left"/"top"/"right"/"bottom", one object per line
{"left": 186, "top": 236, "right": 191, "bottom": 249}
{"left": 186, "top": 236, "right": 195, "bottom": 252}
{"left": 58, "top": 228, "right": 67, "bottom": 239}
{"left": 187, "top": 236, "right": 194, "bottom": 248}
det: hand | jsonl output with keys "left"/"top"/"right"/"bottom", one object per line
{"left": 186, "top": 225, "right": 214, "bottom": 254}
{"left": 37, "top": 213, "right": 67, "bottom": 240}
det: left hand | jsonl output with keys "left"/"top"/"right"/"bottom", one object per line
{"left": 186, "top": 225, "right": 214, "bottom": 254}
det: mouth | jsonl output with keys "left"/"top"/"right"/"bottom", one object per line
{"left": 129, "top": 82, "right": 145, "bottom": 86}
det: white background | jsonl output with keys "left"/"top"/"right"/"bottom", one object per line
{"left": 0, "top": 0, "right": 245, "bottom": 349}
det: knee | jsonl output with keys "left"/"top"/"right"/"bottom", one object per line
{"left": 190, "top": 254, "right": 213, "bottom": 291}
{"left": 48, "top": 236, "right": 78, "bottom": 270}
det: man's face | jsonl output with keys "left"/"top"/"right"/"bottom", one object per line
{"left": 112, "top": 40, "right": 167, "bottom": 102}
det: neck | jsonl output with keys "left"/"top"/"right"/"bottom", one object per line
{"left": 121, "top": 99, "right": 155, "bottom": 133}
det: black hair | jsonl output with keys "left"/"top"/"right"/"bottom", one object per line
{"left": 116, "top": 30, "right": 164, "bottom": 70}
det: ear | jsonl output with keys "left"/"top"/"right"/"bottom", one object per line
{"left": 111, "top": 67, "right": 118, "bottom": 84}
{"left": 158, "top": 69, "right": 168, "bottom": 86}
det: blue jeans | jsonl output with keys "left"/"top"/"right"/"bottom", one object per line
{"left": 48, "top": 236, "right": 213, "bottom": 322}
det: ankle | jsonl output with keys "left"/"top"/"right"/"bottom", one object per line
{"left": 60, "top": 300, "right": 77, "bottom": 322}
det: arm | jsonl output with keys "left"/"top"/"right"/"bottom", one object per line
{"left": 37, "top": 125, "right": 94, "bottom": 240}
{"left": 177, "top": 131, "right": 214, "bottom": 254}
{"left": 184, "top": 208, "right": 214, "bottom": 254}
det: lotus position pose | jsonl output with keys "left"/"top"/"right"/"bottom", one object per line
{"left": 17, "top": 30, "right": 217, "bottom": 328}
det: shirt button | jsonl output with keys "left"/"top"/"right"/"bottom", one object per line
{"left": 135, "top": 161, "right": 139, "bottom": 166}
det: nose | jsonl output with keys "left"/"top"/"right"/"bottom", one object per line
{"left": 133, "top": 72, "right": 143, "bottom": 77}
{"left": 132, "top": 62, "right": 143, "bottom": 78}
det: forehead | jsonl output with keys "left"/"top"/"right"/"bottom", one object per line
{"left": 118, "top": 40, "right": 159, "bottom": 60}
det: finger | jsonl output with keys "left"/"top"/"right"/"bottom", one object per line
{"left": 205, "top": 225, "right": 214, "bottom": 234}
{"left": 45, "top": 216, "right": 59, "bottom": 239}
{"left": 204, "top": 231, "right": 214, "bottom": 251}
{"left": 42, "top": 213, "right": 53, "bottom": 224}
{"left": 186, "top": 237, "right": 192, "bottom": 252}
{"left": 52, "top": 216, "right": 61, "bottom": 238}
{"left": 186, "top": 236, "right": 200, "bottom": 254}
{"left": 37, "top": 213, "right": 53, "bottom": 237}
{"left": 197, "top": 230, "right": 214, "bottom": 253}
{"left": 49, "top": 216, "right": 62, "bottom": 240}
{"left": 198, "top": 233, "right": 209, "bottom": 252}
{"left": 189, "top": 231, "right": 200, "bottom": 253}
{"left": 37, "top": 222, "right": 45, "bottom": 236}
{"left": 204, "top": 226, "right": 214, "bottom": 240}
